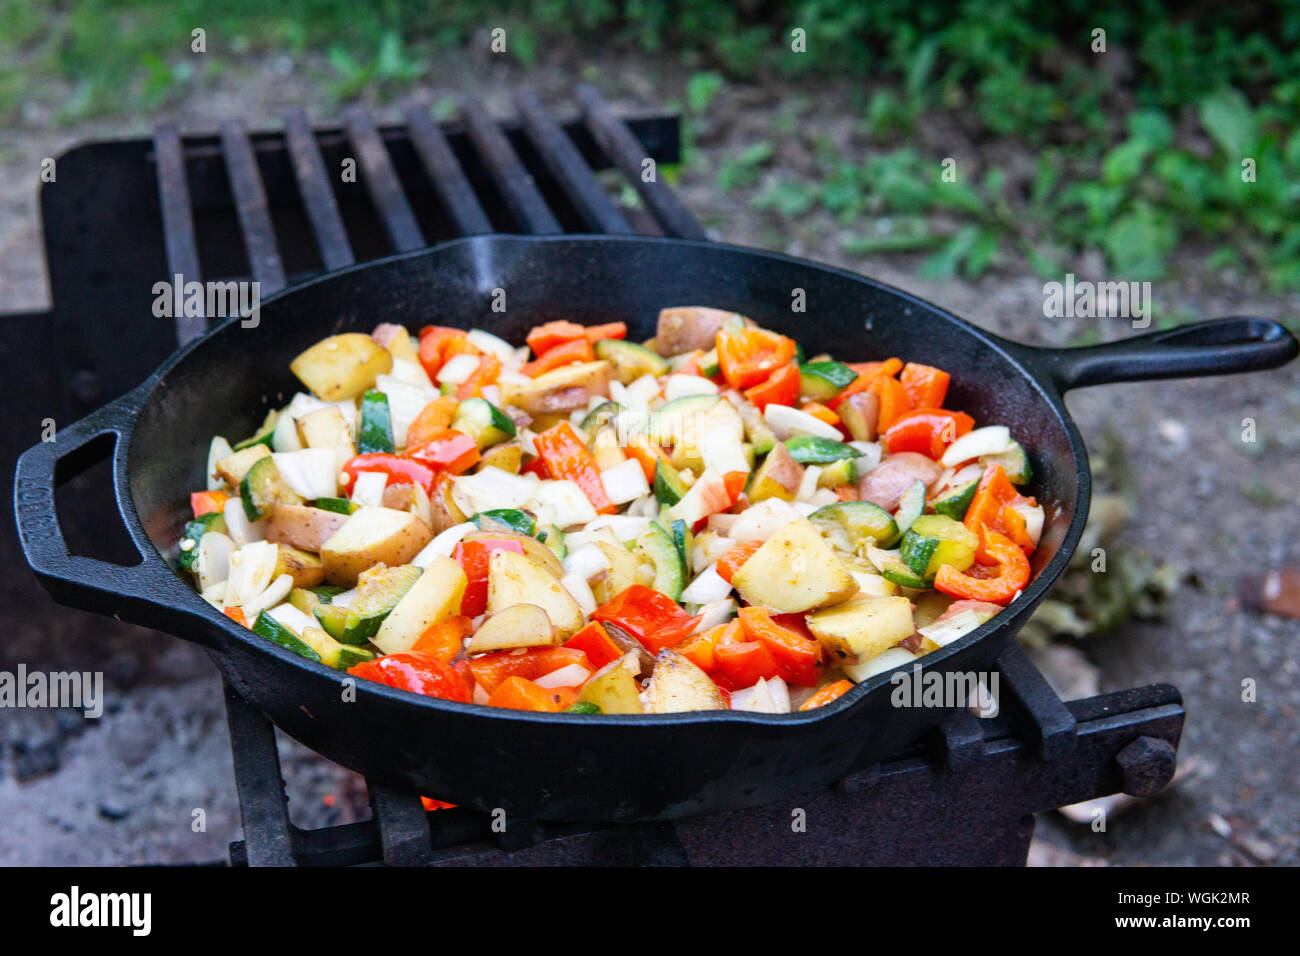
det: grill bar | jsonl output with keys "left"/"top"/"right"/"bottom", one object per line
{"left": 342, "top": 106, "right": 426, "bottom": 252}
{"left": 367, "top": 784, "right": 434, "bottom": 866}
{"left": 152, "top": 123, "right": 206, "bottom": 345}
{"left": 514, "top": 89, "right": 633, "bottom": 235}
{"left": 283, "top": 108, "right": 356, "bottom": 271}
{"left": 461, "top": 96, "right": 563, "bottom": 235}
{"left": 219, "top": 120, "right": 288, "bottom": 295}
{"left": 576, "top": 84, "right": 706, "bottom": 240}
{"left": 405, "top": 105, "right": 493, "bottom": 237}
{"left": 224, "top": 682, "right": 296, "bottom": 866}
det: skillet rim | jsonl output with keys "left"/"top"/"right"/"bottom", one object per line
{"left": 125, "top": 233, "right": 1091, "bottom": 727}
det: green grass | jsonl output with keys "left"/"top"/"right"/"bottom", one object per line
{"left": 4, "top": 0, "right": 1299, "bottom": 290}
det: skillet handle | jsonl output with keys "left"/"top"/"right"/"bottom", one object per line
{"left": 1023, "top": 317, "right": 1297, "bottom": 392}
{"left": 12, "top": 388, "right": 209, "bottom": 642}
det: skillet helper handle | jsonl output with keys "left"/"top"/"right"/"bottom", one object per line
{"left": 1032, "top": 316, "right": 1297, "bottom": 392}
{"left": 13, "top": 389, "right": 204, "bottom": 639}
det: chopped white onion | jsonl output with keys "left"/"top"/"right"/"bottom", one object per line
{"left": 195, "top": 530, "right": 235, "bottom": 591}
{"left": 562, "top": 543, "right": 610, "bottom": 581}
{"left": 436, "top": 353, "right": 481, "bottom": 385}
{"left": 796, "top": 465, "right": 823, "bottom": 502}
{"left": 375, "top": 376, "right": 437, "bottom": 448}
{"left": 271, "top": 412, "right": 302, "bottom": 453}
{"left": 266, "top": 600, "right": 318, "bottom": 635}
{"left": 841, "top": 646, "right": 916, "bottom": 682}
{"left": 242, "top": 573, "right": 294, "bottom": 617}
{"left": 729, "top": 676, "right": 791, "bottom": 713}
{"left": 467, "top": 329, "right": 517, "bottom": 361}
{"left": 849, "top": 441, "right": 883, "bottom": 473}
{"left": 690, "top": 598, "right": 736, "bottom": 633}
{"left": 681, "top": 564, "right": 733, "bottom": 604}
{"left": 625, "top": 374, "right": 661, "bottom": 405}
{"left": 665, "top": 374, "right": 719, "bottom": 400}
{"left": 272, "top": 449, "right": 338, "bottom": 500}
{"left": 1008, "top": 500, "right": 1044, "bottom": 546}
{"left": 764, "top": 404, "right": 843, "bottom": 440}
{"left": 530, "top": 479, "right": 598, "bottom": 529}
{"left": 413, "top": 521, "right": 476, "bottom": 567}
{"left": 223, "top": 497, "right": 266, "bottom": 547}
{"left": 729, "top": 498, "right": 798, "bottom": 544}
{"left": 599, "top": 458, "right": 651, "bottom": 505}
{"left": 940, "top": 426, "right": 1013, "bottom": 467}
{"left": 560, "top": 572, "right": 598, "bottom": 617}
{"left": 350, "top": 470, "right": 388, "bottom": 507}
{"left": 452, "top": 467, "right": 540, "bottom": 515}
{"left": 917, "top": 609, "right": 984, "bottom": 648}
{"left": 206, "top": 436, "right": 233, "bottom": 490}
{"left": 224, "top": 540, "right": 278, "bottom": 607}
{"left": 535, "top": 662, "right": 592, "bottom": 689}
{"left": 584, "top": 513, "right": 652, "bottom": 542}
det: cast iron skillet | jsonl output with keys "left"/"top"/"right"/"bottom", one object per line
{"left": 14, "top": 235, "right": 1297, "bottom": 821}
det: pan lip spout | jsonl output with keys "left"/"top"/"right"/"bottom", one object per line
{"left": 99, "top": 233, "right": 1096, "bottom": 727}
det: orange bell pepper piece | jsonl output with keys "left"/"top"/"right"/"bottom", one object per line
{"left": 191, "top": 489, "right": 231, "bottom": 517}
{"left": 934, "top": 527, "right": 1030, "bottom": 605}
{"left": 222, "top": 606, "right": 248, "bottom": 627}
{"left": 455, "top": 353, "right": 500, "bottom": 400}
{"left": 800, "top": 401, "right": 842, "bottom": 427}
{"left": 717, "top": 326, "right": 797, "bottom": 390}
{"left": 963, "top": 464, "right": 1038, "bottom": 558}
{"left": 899, "top": 362, "right": 951, "bottom": 409}
{"left": 532, "top": 421, "right": 616, "bottom": 514}
{"left": 677, "top": 620, "right": 740, "bottom": 672}
{"left": 410, "top": 615, "right": 473, "bottom": 663}
{"left": 625, "top": 435, "right": 669, "bottom": 483}
{"left": 867, "top": 375, "right": 913, "bottom": 432}
{"left": 521, "top": 336, "right": 594, "bottom": 376}
{"left": 715, "top": 540, "right": 764, "bottom": 583}
{"left": 828, "top": 357, "right": 904, "bottom": 410}
{"left": 526, "top": 320, "right": 628, "bottom": 355}
{"left": 486, "top": 676, "right": 569, "bottom": 712}
{"left": 799, "top": 679, "right": 855, "bottom": 711}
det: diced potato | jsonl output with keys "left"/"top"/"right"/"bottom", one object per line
{"left": 577, "top": 654, "right": 644, "bottom": 714}
{"left": 730, "top": 517, "right": 859, "bottom": 613}
{"left": 747, "top": 441, "right": 804, "bottom": 503}
{"left": 838, "top": 390, "right": 880, "bottom": 442}
{"left": 372, "top": 556, "right": 467, "bottom": 654}
{"left": 644, "top": 649, "right": 727, "bottom": 713}
{"left": 805, "top": 594, "right": 916, "bottom": 660}
{"left": 272, "top": 544, "right": 326, "bottom": 588}
{"left": 477, "top": 442, "right": 522, "bottom": 475}
{"left": 320, "top": 506, "right": 433, "bottom": 587}
{"left": 503, "top": 361, "right": 614, "bottom": 416}
{"left": 463, "top": 530, "right": 563, "bottom": 578}
{"left": 290, "top": 333, "right": 393, "bottom": 402}
{"left": 591, "top": 536, "right": 642, "bottom": 605}
{"left": 215, "top": 444, "right": 271, "bottom": 487}
{"left": 429, "top": 478, "right": 468, "bottom": 534}
{"left": 373, "top": 323, "right": 421, "bottom": 366}
{"left": 265, "top": 504, "right": 349, "bottom": 552}
{"left": 486, "top": 549, "right": 584, "bottom": 639}
{"left": 655, "top": 307, "right": 734, "bottom": 357}
{"left": 466, "top": 603, "right": 555, "bottom": 653}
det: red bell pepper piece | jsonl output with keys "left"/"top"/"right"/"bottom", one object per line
{"left": 882, "top": 408, "right": 975, "bottom": 459}
{"left": 348, "top": 653, "right": 473, "bottom": 703}
{"left": 738, "top": 606, "right": 824, "bottom": 687}
{"left": 452, "top": 537, "right": 526, "bottom": 617}
{"left": 342, "top": 453, "right": 438, "bottom": 495}
{"left": 899, "top": 362, "right": 951, "bottom": 409}
{"left": 405, "top": 396, "right": 459, "bottom": 453}
{"left": 521, "top": 336, "right": 594, "bottom": 376}
{"left": 934, "top": 527, "right": 1030, "bottom": 605}
{"left": 713, "top": 640, "right": 782, "bottom": 687}
{"left": 525, "top": 320, "right": 627, "bottom": 356}
{"left": 532, "top": 421, "right": 616, "bottom": 514}
{"left": 408, "top": 428, "right": 480, "bottom": 475}
{"left": 468, "top": 646, "right": 593, "bottom": 694}
{"left": 590, "top": 585, "right": 701, "bottom": 654}
{"left": 716, "top": 326, "right": 797, "bottom": 390}
{"left": 191, "top": 489, "right": 231, "bottom": 517}
{"left": 562, "top": 621, "right": 623, "bottom": 671}
{"left": 798, "top": 679, "right": 854, "bottom": 711}
{"left": 743, "top": 362, "right": 800, "bottom": 411}
{"left": 417, "top": 326, "right": 469, "bottom": 379}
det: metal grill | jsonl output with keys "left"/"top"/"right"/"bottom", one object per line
{"left": 13, "top": 86, "right": 1186, "bottom": 866}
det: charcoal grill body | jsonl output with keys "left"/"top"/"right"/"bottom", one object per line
{"left": 15, "top": 233, "right": 1294, "bottom": 821}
